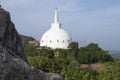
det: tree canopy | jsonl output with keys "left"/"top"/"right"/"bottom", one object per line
{"left": 24, "top": 43, "right": 118, "bottom": 80}
{"left": 77, "top": 43, "right": 113, "bottom": 64}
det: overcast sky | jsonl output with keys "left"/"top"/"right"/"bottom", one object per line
{"left": 0, "top": 0, "right": 120, "bottom": 51}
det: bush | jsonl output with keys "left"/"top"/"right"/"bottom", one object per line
{"left": 77, "top": 43, "right": 113, "bottom": 63}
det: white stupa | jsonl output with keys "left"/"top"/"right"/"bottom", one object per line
{"left": 40, "top": 8, "right": 71, "bottom": 49}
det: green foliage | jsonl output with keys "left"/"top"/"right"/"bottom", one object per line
{"left": 20, "top": 35, "right": 35, "bottom": 46}
{"left": 28, "top": 56, "right": 56, "bottom": 72}
{"left": 68, "top": 42, "right": 78, "bottom": 49}
{"left": 54, "top": 49, "right": 68, "bottom": 58}
{"left": 68, "top": 42, "right": 79, "bottom": 57}
{"left": 98, "top": 60, "right": 120, "bottom": 80}
{"left": 24, "top": 43, "right": 118, "bottom": 80}
{"left": 24, "top": 45, "right": 54, "bottom": 58}
{"left": 77, "top": 43, "right": 113, "bottom": 64}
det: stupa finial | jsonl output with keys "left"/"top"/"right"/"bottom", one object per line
{"left": 54, "top": 8, "right": 59, "bottom": 23}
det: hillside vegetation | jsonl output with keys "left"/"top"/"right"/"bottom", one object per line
{"left": 20, "top": 35, "right": 35, "bottom": 46}
{"left": 24, "top": 43, "right": 120, "bottom": 80}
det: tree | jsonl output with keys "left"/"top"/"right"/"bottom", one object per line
{"left": 68, "top": 42, "right": 78, "bottom": 49}
{"left": 68, "top": 42, "right": 79, "bottom": 57}
{"left": 77, "top": 43, "right": 113, "bottom": 63}
{"left": 25, "top": 43, "right": 117, "bottom": 80}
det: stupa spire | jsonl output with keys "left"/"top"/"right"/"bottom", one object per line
{"left": 54, "top": 8, "right": 59, "bottom": 23}
{"left": 51, "top": 8, "right": 61, "bottom": 29}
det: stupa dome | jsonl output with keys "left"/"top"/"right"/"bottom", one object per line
{"left": 40, "top": 8, "right": 71, "bottom": 49}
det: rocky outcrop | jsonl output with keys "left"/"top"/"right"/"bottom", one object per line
{"left": 0, "top": 6, "right": 64, "bottom": 80}
{"left": 0, "top": 6, "right": 27, "bottom": 62}
{"left": 0, "top": 46, "right": 63, "bottom": 80}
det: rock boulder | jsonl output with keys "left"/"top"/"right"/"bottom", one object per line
{"left": 0, "top": 6, "right": 27, "bottom": 62}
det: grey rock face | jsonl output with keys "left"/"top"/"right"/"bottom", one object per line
{"left": 0, "top": 7, "right": 27, "bottom": 62}
{"left": 0, "top": 6, "right": 64, "bottom": 80}
{"left": 0, "top": 46, "right": 64, "bottom": 80}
